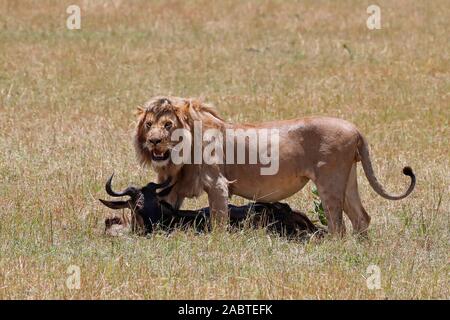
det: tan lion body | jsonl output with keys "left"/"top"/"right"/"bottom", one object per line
{"left": 134, "top": 97, "right": 415, "bottom": 236}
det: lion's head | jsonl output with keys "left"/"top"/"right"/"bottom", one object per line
{"left": 134, "top": 96, "right": 224, "bottom": 174}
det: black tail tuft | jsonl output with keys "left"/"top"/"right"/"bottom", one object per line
{"left": 403, "top": 166, "right": 414, "bottom": 177}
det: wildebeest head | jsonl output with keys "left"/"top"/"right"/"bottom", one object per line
{"left": 99, "top": 173, "right": 172, "bottom": 233}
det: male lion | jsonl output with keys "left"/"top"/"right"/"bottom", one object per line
{"left": 134, "top": 96, "right": 415, "bottom": 236}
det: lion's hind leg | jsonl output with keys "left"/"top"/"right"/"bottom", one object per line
{"left": 313, "top": 165, "right": 352, "bottom": 237}
{"left": 343, "top": 163, "right": 371, "bottom": 236}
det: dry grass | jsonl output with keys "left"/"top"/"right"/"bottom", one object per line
{"left": 0, "top": 0, "right": 448, "bottom": 299}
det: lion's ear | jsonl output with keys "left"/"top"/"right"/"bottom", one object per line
{"left": 180, "top": 100, "right": 193, "bottom": 115}
{"left": 174, "top": 106, "right": 190, "bottom": 129}
{"left": 135, "top": 106, "right": 145, "bottom": 117}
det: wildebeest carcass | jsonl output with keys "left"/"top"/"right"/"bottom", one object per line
{"left": 99, "top": 174, "right": 324, "bottom": 238}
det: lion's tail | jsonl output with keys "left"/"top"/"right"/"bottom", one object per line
{"left": 357, "top": 133, "right": 415, "bottom": 200}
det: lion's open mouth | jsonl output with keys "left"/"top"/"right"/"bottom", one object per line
{"left": 151, "top": 150, "right": 170, "bottom": 162}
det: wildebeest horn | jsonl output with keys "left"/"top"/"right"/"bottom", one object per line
{"left": 105, "top": 173, "right": 138, "bottom": 197}
{"left": 98, "top": 199, "right": 129, "bottom": 210}
{"left": 144, "top": 177, "right": 172, "bottom": 191}
{"left": 157, "top": 183, "right": 175, "bottom": 197}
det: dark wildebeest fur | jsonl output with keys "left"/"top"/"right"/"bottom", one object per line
{"left": 99, "top": 174, "right": 324, "bottom": 238}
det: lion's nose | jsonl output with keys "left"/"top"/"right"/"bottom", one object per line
{"left": 149, "top": 138, "right": 162, "bottom": 145}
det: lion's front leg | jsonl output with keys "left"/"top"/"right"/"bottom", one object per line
{"left": 163, "top": 190, "right": 185, "bottom": 210}
{"left": 205, "top": 174, "right": 230, "bottom": 229}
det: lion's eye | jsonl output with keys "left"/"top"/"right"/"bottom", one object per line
{"left": 164, "top": 121, "right": 173, "bottom": 130}
{"left": 145, "top": 121, "right": 152, "bottom": 128}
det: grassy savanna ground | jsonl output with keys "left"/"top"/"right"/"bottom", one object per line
{"left": 0, "top": 0, "right": 449, "bottom": 299}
